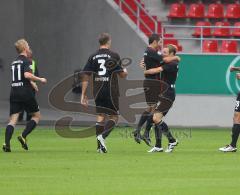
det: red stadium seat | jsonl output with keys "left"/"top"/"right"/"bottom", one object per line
{"left": 168, "top": 3, "right": 187, "bottom": 18}
{"left": 207, "top": 3, "right": 224, "bottom": 19}
{"left": 232, "top": 22, "right": 240, "bottom": 37}
{"left": 220, "top": 41, "right": 238, "bottom": 53}
{"left": 163, "top": 39, "right": 183, "bottom": 51}
{"left": 192, "top": 21, "right": 212, "bottom": 37}
{"left": 225, "top": 4, "right": 240, "bottom": 19}
{"left": 188, "top": 3, "right": 205, "bottom": 18}
{"left": 203, "top": 40, "right": 218, "bottom": 53}
{"left": 213, "top": 21, "right": 231, "bottom": 37}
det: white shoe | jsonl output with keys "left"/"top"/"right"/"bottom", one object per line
{"left": 97, "top": 135, "right": 107, "bottom": 153}
{"left": 165, "top": 140, "right": 178, "bottom": 153}
{"left": 219, "top": 145, "right": 237, "bottom": 152}
{"left": 148, "top": 147, "right": 163, "bottom": 153}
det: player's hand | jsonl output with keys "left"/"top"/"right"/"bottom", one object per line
{"left": 139, "top": 58, "right": 145, "bottom": 70}
{"left": 40, "top": 78, "right": 47, "bottom": 84}
{"left": 81, "top": 95, "right": 88, "bottom": 107}
{"left": 236, "top": 73, "right": 240, "bottom": 80}
{"left": 230, "top": 66, "right": 237, "bottom": 72}
{"left": 31, "top": 82, "right": 39, "bottom": 92}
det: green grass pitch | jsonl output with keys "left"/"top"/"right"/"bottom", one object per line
{"left": 0, "top": 127, "right": 240, "bottom": 195}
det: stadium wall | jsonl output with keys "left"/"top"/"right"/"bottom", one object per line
{"left": 0, "top": 0, "right": 237, "bottom": 127}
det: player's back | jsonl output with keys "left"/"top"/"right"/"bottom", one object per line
{"left": 144, "top": 47, "right": 163, "bottom": 80}
{"left": 10, "top": 55, "right": 34, "bottom": 102}
{"left": 83, "top": 48, "right": 122, "bottom": 98}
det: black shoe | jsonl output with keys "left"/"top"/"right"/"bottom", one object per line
{"left": 142, "top": 134, "right": 152, "bottom": 147}
{"left": 132, "top": 130, "right": 141, "bottom": 144}
{"left": 17, "top": 136, "right": 28, "bottom": 151}
{"left": 2, "top": 144, "right": 11, "bottom": 152}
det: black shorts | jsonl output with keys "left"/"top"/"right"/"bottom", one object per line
{"left": 10, "top": 97, "right": 39, "bottom": 116}
{"left": 95, "top": 96, "right": 119, "bottom": 115}
{"left": 156, "top": 88, "right": 176, "bottom": 116}
{"left": 234, "top": 93, "right": 240, "bottom": 112}
{"left": 143, "top": 79, "right": 161, "bottom": 106}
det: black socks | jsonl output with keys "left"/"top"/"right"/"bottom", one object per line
{"left": 102, "top": 120, "right": 116, "bottom": 139}
{"left": 22, "top": 120, "right": 37, "bottom": 139}
{"left": 5, "top": 125, "right": 14, "bottom": 147}
{"left": 136, "top": 111, "right": 151, "bottom": 133}
{"left": 230, "top": 124, "right": 240, "bottom": 147}
{"left": 160, "top": 121, "right": 176, "bottom": 143}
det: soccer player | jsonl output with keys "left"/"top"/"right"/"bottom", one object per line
{"left": 133, "top": 34, "right": 179, "bottom": 146}
{"left": 2, "top": 39, "right": 47, "bottom": 152}
{"left": 144, "top": 44, "right": 179, "bottom": 153}
{"left": 219, "top": 67, "right": 240, "bottom": 152}
{"left": 81, "top": 33, "right": 128, "bottom": 153}
{"left": 19, "top": 49, "right": 39, "bottom": 122}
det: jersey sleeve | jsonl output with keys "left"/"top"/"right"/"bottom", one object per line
{"left": 23, "top": 60, "right": 33, "bottom": 73}
{"left": 162, "top": 62, "right": 178, "bottom": 72}
{"left": 83, "top": 55, "right": 96, "bottom": 73}
{"left": 111, "top": 53, "right": 123, "bottom": 72}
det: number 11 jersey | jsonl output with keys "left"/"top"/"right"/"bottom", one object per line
{"left": 10, "top": 55, "right": 34, "bottom": 102}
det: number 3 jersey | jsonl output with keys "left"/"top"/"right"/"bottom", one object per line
{"left": 83, "top": 48, "right": 123, "bottom": 99}
{"left": 10, "top": 55, "right": 34, "bottom": 102}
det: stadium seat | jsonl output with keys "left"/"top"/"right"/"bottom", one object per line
{"left": 207, "top": 3, "right": 224, "bottom": 19}
{"left": 232, "top": 22, "right": 240, "bottom": 37}
{"left": 220, "top": 40, "right": 238, "bottom": 53}
{"left": 213, "top": 21, "right": 231, "bottom": 37}
{"left": 192, "top": 21, "right": 212, "bottom": 37}
{"left": 188, "top": 3, "right": 205, "bottom": 18}
{"left": 168, "top": 3, "right": 187, "bottom": 18}
{"left": 163, "top": 39, "right": 183, "bottom": 51}
{"left": 225, "top": 4, "right": 240, "bottom": 19}
{"left": 203, "top": 40, "right": 218, "bottom": 53}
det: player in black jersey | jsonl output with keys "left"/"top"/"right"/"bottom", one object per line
{"left": 133, "top": 34, "right": 179, "bottom": 147}
{"left": 81, "top": 33, "right": 128, "bottom": 153}
{"left": 2, "top": 39, "right": 47, "bottom": 152}
{"left": 219, "top": 67, "right": 240, "bottom": 152}
{"left": 144, "top": 44, "right": 179, "bottom": 153}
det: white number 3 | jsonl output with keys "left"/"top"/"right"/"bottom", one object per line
{"left": 98, "top": 59, "right": 106, "bottom": 76}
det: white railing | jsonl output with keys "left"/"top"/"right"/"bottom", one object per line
{"left": 116, "top": 0, "right": 159, "bottom": 35}
{"left": 162, "top": 24, "right": 240, "bottom": 53}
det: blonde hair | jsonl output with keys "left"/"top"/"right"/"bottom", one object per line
{"left": 14, "top": 39, "right": 28, "bottom": 54}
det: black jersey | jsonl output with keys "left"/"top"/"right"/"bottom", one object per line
{"left": 161, "top": 60, "right": 179, "bottom": 86}
{"left": 144, "top": 47, "right": 163, "bottom": 80}
{"left": 10, "top": 55, "right": 34, "bottom": 102}
{"left": 83, "top": 48, "right": 123, "bottom": 99}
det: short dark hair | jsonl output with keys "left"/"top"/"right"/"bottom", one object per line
{"left": 98, "top": 33, "right": 111, "bottom": 46}
{"left": 148, "top": 33, "right": 160, "bottom": 45}
{"left": 167, "top": 44, "right": 177, "bottom": 55}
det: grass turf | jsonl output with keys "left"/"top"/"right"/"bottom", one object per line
{"left": 0, "top": 127, "right": 240, "bottom": 195}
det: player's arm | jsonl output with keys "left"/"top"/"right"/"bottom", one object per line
{"left": 118, "top": 68, "right": 128, "bottom": 78}
{"left": 80, "top": 73, "right": 90, "bottom": 107}
{"left": 139, "top": 58, "right": 145, "bottom": 70}
{"left": 24, "top": 72, "right": 47, "bottom": 84}
{"left": 163, "top": 56, "right": 181, "bottom": 63}
{"left": 144, "top": 67, "right": 163, "bottom": 75}
{"left": 30, "top": 81, "right": 39, "bottom": 92}
{"left": 230, "top": 66, "right": 240, "bottom": 72}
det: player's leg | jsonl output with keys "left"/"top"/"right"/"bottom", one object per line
{"left": 219, "top": 112, "right": 240, "bottom": 152}
{"left": 17, "top": 111, "right": 40, "bottom": 150}
{"left": 148, "top": 112, "right": 164, "bottom": 152}
{"left": 17, "top": 97, "right": 40, "bottom": 150}
{"left": 142, "top": 114, "right": 153, "bottom": 146}
{"left": 219, "top": 94, "right": 240, "bottom": 152}
{"left": 96, "top": 114, "right": 105, "bottom": 152}
{"left": 3, "top": 113, "right": 19, "bottom": 152}
{"left": 133, "top": 106, "right": 154, "bottom": 144}
{"left": 161, "top": 121, "right": 178, "bottom": 153}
